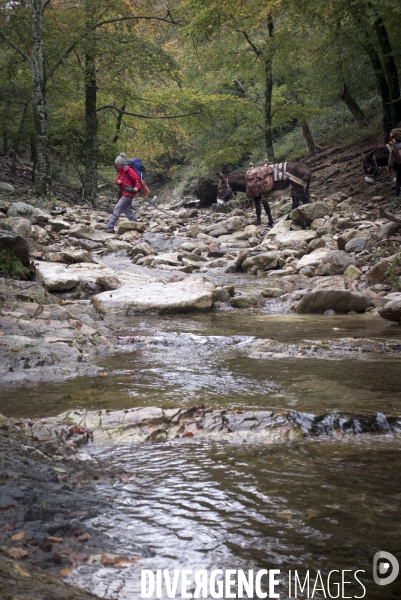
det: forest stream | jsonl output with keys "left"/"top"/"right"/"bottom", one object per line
{"left": 2, "top": 270, "right": 401, "bottom": 600}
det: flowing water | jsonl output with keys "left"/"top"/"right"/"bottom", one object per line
{"left": 2, "top": 305, "right": 401, "bottom": 598}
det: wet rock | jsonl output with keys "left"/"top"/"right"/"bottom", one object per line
{"left": 0, "top": 279, "right": 55, "bottom": 304}
{"left": 378, "top": 299, "right": 401, "bottom": 324}
{"left": 119, "top": 230, "right": 142, "bottom": 243}
{"left": 130, "top": 241, "right": 157, "bottom": 257}
{"left": 91, "top": 275, "right": 215, "bottom": 315}
{"left": 261, "top": 287, "right": 284, "bottom": 298}
{"left": 315, "top": 250, "right": 356, "bottom": 276}
{"left": 7, "top": 202, "right": 51, "bottom": 223}
{"left": 214, "top": 287, "right": 231, "bottom": 302}
{"left": 0, "top": 229, "right": 30, "bottom": 267}
{"left": 290, "top": 201, "right": 332, "bottom": 227}
{"left": 296, "top": 288, "right": 374, "bottom": 314}
{"left": 230, "top": 295, "right": 259, "bottom": 308}
{"left": 265, "top": 218, "right": 291, "bottom": 237}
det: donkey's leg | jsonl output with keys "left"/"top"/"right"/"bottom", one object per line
{"left": 302, "top": 180, "right": 311, "bottom": 204}
{"left": 262, "top": 198, "right": 274, "bottom": 227}
{"left": 254, "top": 198, "right": 262, "bottom": 225}
{"left": 291, "top": 187, "right": 300, "bottom": 210}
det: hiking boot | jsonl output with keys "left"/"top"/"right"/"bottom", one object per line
{"left": 100, "top": 226, "right": 115, "bottom": 233}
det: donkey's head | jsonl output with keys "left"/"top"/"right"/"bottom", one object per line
{"left": 363, "top": 151, "right": 378, "bottom": 184}
{"left": 216, "top": 172, "right": 234, "bottom": 205}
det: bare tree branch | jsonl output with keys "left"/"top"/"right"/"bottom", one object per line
{"left": 42, "top": 0, "right": 51, "bottom": 14}
{"left": 96, "top": 104, "right": 202, "bottom": 119}
{"left": 237, "top": 29, "right": 262, "bottom": 58}
{"left": 0, "top": 31, "right": 30, "bottom": 62}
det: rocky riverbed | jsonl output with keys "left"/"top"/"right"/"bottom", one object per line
{"left": 1, "top": 169, "right": 401, "bottom": 598}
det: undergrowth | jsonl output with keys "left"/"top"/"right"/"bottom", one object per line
{"left": 0, "top": 250, "right": 29, "bottom": 279}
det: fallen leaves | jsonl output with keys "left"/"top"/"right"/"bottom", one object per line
{"left": 77, "top": 533, "right": 90, "bottom": 542}
{"left": 5, "top": 547, "right": 28, "bottom": 559}
{"left": 59, "top": 567, "right": 73, "bottom": 578}
{"left": 1, "top": 522, "right": 15, "bottom": 531}
{"left": 11, "top": 531, "right": 26, "bottom": 541}
{"left": 99, "top": 371, "right": 107, "bottom": 377}
{"left": 47, "top": 536, "right": 63, "bottom": 543}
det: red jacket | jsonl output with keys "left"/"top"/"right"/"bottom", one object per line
{"left": 115, "top": 165, "right": 141, "bottom": 198}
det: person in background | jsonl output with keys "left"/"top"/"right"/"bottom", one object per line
{"left": 102, "top": 153, "right": 141, "bottom": 233}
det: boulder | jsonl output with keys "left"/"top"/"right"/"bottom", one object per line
{"left": 0, "top": 182, "right": 15, "bottom": 194}
{"left": 216, "top": 230, "right": 250, "bottom": 242}
{"left": 91, "top": 275, "right": 215, "bottom": 315}
{"left": 344, "top": 237, "right": 372, "bottom": 253}
{"left": 130, "top": 242, "right": 157, "bottom": 256}
{"left": 230, "top": 295, "right": 259, "bottom": 308}
{"left": 296, "top": 288, "right": 374, "bottom": 314}
{"left": 95, "top": 275, "right": 122, "bottom": 291}
{"left": 290, "top": 201, "right": 332, "bottom": 226}
{"left": 276, "top": 230, "right": 317, "bottom": 246}
{"left": 2, "top": 217, "right": 32, "bottom": 239}
{"left": 265, "top": 217, "right": 291, "bottom": 238}
{"left": 378, "top": 300, "right": 401, "bottom": 324}
{"left": 105, "top": 239, "right": 133, "bottom": 254}
{"left": 119, "top": 230, "right": 142, "bottom": 243}
{"left": 35, "top": 262, "right": 80, "bottom": 291}
{"left": 366, "top": 254, "right": 401, "bottom": 285}
{"left": 0, "top": 230, "right": 30, "bottom": 267}
{"left": 315, "top": 250, "right": 356, "bottom": 276}
{"left": 297, "top": 249, "right": 329, "bottom": 270}
{"left": 241, "top": 251, "right": 283, "bottom": 272}
{"left": 7, "top": 202, "right": 51, "bottom": 224}
{"left": 308, "top": 238, "right": 326, "bottom": 251}
{"left": 48, "top": 219, "right": 70, "bottom": 232}
{"left": 343, "top": 265, "right": 362, "bottom": 280}
{"left": 30, "top": 224, "right": 51, "bottom": 245}
{"left": 117, "top": 221, "right": 147, "bottom": 234}
{"left": 0, "top": 200, "right": 11, "bottom": 213}
{"left": 261, "top": 287, "right": 284, "bottom": 298}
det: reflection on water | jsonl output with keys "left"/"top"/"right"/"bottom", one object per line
{"left": 2, "top": 313, "right": 401, "bottom": 419}
{"left": 72, "top": 436, "right": 401, "bottom": 599}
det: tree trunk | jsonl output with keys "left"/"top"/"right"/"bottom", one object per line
{"left": 338, "top": 83, "right": 368, "bottom": 125}
{"left": 11, "top": 102, "right": 29, "bottom": 174}
{"left": 83, "top": 0, "right": 98, "bottom": 207}
{"left": 83, "top": 51, "right": 98, "bottom": 206}
{"left": 31, "top": 0, "right": 51, "bottom": 196}
{"left": 299, "top": 119, "right": 317, "bottom": 153}
{"left": 363, "top": 39, "right": 393, "bottom": 138}
{"left": 373, "top": 16, "right": 401, "bottom": 128}
{"left": 264, "top": 14, "right": 275, "bottom": 163}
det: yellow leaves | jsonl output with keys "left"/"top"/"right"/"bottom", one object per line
{"left": 5, "top": 547, "right": 28, "bottom": 559}
{"left": 11, "top": 531, "right": 26, "bottom": 541}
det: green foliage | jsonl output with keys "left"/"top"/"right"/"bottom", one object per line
{"left": 0, "top": 250, "right": 29, "bottom": 280}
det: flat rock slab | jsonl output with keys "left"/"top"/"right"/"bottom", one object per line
{"left": 35, "top": 261, "right": 155, "bottom": 291}
{"left": 276, "top": 230, "right": 317, "bottom": 245}
{"left": 91, "top": 275, "right": 215, "bottom": 315}
{"left": 142, "top": 232, "right": 192, "bottom": 252}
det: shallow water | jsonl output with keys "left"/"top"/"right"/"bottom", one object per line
{"left": 2, "top": 309, "right": 401, "bottom": 598}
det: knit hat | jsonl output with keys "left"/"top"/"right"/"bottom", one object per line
{"left": 115, "top": 152, "right": 127, "bottom": 166}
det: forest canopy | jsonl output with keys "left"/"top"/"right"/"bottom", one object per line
{"left": 0, "top": 0, "right": 400, "bottom": 201}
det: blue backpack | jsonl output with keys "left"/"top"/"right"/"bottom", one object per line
{"left": 128, "top": 158, "right": 145, "bottom": 181}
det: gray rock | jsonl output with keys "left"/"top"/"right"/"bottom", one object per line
{"left": 105, "top": 239, "right": 133, "bottom": 254}
{"left": 0, "top": 230, "right": 30, "bottom": 267}
{"left": 130, "top": 242, "right": 157, "bottom": 256}
{"left": 117, "top": 221, "right": 147, "bottom": 234}
{"left": 290, "top": 202, "right": 332, "bottom": 226}
{"left": 69, "top": 224, "right": 115, "bottom": 242}
{"left": 378, "top": 300, "right": 401, "bottom": 324}
{"left": 7, "top": 202, "right": 51, "bottom": 224}
{"left": 344, "top": 237, "right": 372, "bottom": 253}
{"left": 0, "top": 182, "right": 15, "bottom": 193}
{"left": 95, "top": 275, "right": 122, "bottom": 291}
{"left": 241, "top": 251, "right": 283, "bottom": 272}
{"left": 366, "top": 254, "right": 401, "bottom": 285}
{"left": 142, "top": 232, "right": 189, "bottom": 252}
{"left": 230, "top": 295, "right": 259, "bottom": 308}
{"left": 315, "top": 250, "right": 356, "bottom": 276}
{"left": 92, "top": 275, "right": 215, "bottom": 315}
{"left": 261, "top": 287, "right": 284, "bottom": 298}
{"left": 296, "top": 288, "right": 374, "bottom": 314}
{"left": 276, "top": 230, "right": 317, "bottom": 246}
{"left": 2, "top": 217, "right": 32, "bottom": 239}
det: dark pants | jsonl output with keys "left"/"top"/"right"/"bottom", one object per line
{"left": 107, "top": 195, "right": 137, "bottom": 227}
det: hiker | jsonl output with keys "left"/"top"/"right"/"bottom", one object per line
{"left": 389, "top": 128, "right": 401, "bottom": 197}
{"left": 102, "top": 153, "right": 142, "bottom": 233}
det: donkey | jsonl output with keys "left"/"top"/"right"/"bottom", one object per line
{"left": 216, "top": 161, "right": 311, "bottom": 226}
{"left": 363, "top": 145, "right": 401, "bottom": 197}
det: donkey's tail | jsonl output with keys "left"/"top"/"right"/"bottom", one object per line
{"left": 303, "top": 180, "right": 311, "bottom": 204}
